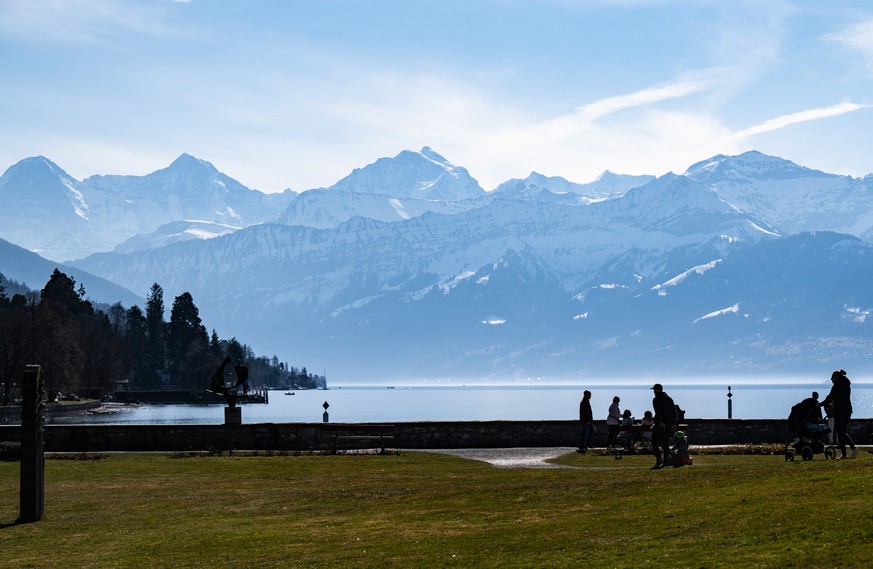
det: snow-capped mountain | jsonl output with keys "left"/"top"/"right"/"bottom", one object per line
{"left": 327, "top": 147, "right": 486, "bottom": 200}
{"left": 685, "top": 151, "right": 873, "bottom": 239}
{"left": 70, "top": 169, "right": 785, "bottom": 381}
{"left": 0, "top": 154, "right": 296, "bottom": 261}
{"left": 0, "top": 157, "right": 98, "bottom": 259}
{"left": 112, "top": 220, "right": 242, "bottom": 254}
{"left": 4, "top": 147, "right": 873, "bottom": 382}
{"left": 494, "top": 170, "right": 654, "bottom": 201}
{"left": 276, "top": 189, "right": 487, "bottom": 229}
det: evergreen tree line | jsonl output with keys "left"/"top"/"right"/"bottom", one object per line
{"left": 0, "top": 270, "right": 324, "bottom": 404}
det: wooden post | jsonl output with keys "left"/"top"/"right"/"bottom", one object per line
{"left": 19, "top": 364, "right": 45, "bottom": 523}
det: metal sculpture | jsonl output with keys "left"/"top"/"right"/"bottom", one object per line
{"left": 210, "top": 356, "right": 249, "bottom": 408}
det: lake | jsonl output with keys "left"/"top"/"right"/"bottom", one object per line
{"left": 47, "top": 382, "right": 873, "bottom": 424}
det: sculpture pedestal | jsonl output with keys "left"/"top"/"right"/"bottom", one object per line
{"left": 224, "top": 406, "right": 242, "bottom": 425}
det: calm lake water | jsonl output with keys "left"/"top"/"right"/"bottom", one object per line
{"left": 48, "top": 382, "right": 873, "bottom": 424}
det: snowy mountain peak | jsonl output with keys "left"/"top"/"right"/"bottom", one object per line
{"left": 2, "top": 155, "right": 73, "bottom": 182}
{"left": 328, "top": 147, "right": 485, "bottom": 201}
{"left": 685, "top": 151, "right": 836, "bottom": 183}
{"left": 0, "top": 156, "right": 89, "bottom": 222}
{"left": 418, "top": 146, "right": 448, "bottom": 163}
{"left": 493, "top": 169, "right": 654, "bottom": 202}
{"left": 166, "top": 153, "right": 219, "bottom": 176}
{"left": 594, "top": 170, "right": 619, "bottom": 182}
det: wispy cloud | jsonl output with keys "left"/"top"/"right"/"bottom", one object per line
{"left": 463, "top": 73, "right": 734, "bottom": 187}
{"left": 574, "top": 71, "right": 725, "bottom": 123}
{"left": 0, "top": 0, "right": 184, "bottom": 44}
{"left": 826, "top": 18, "right": 873, "bottom": 74}
{"left": 730, "top": 102, "right": 872, "bottom": 141}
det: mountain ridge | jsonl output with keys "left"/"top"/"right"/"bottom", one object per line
{"left": 3, "top": 148, "right": 873, "bottom": 381}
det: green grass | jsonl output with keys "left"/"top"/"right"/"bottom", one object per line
{"left": 1, "top": 451, "right": 872, "bottom": 568}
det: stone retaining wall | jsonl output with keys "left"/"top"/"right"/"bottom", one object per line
{"left": 0, "top": 419, "right": 871, "bottom": 452}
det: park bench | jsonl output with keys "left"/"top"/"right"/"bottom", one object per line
{"left": 327, "top": 424, "right": 396, "bottom": 453}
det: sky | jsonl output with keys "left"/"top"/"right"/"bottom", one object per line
{"left": 2, "top": 0, "right": 872, "bottom": 193}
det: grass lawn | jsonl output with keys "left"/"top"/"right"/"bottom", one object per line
{"left": 0, "top": 450, "right": 871, "bottom": 568}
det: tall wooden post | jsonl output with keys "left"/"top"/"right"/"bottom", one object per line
{"left": 20, "top": 364, "right": 45, "bottom": 523}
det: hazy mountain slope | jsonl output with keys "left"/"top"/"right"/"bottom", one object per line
{"left": 276, "top": 189, "right": 487, "bottom": 229}
{"left": 70, "top": 172, "right": 777, "bottom": 380}
{"left": 0, "top": 237, "right": 142, "bottom": 306}
{"left": 113, "top": 220, "right": 242, "bottom": 254}
{"left": 494, "top": 170, "right": 654, "bottom": 200}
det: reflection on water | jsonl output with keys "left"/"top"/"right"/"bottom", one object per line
{"left": 47, "top": 383, "right": 873, "bottom": 425}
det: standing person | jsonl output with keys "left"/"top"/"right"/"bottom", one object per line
{"left": 606, "top": 396, "right": 622, "bottom": 447}
{"left": 650, "top": 383, "right": 678, "bottom": 469}
{"left": 579, "top": 390, "right": 593, "bottom": 453}
{"left": 820, "top": 369, "right": 857, "bottom": 459}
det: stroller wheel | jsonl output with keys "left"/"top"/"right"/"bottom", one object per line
{"left": 801, "top": 446, "right": 814, "bottom": 461}
{"left": 824, "top": 446, "right": 837, "bottom": 460}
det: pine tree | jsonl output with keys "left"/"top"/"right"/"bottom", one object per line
{"left": 125, "top": 305, "right": 153, "bottom": 388}
{"left": 167, "top": 291, "right": 208, "bottom": 387}
{"left": 145, "top": 283, "right": 166, "bottom": 382}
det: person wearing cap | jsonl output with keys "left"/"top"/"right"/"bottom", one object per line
{"left": 578, "top": 390, "right": 593, "bottom": 452}
{"left": 650, "top": 383, "right": 678, "bottom": 469}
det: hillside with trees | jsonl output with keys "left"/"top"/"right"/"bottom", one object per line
{"left": 0, "top": 270, "right": 325, "bottom": 404}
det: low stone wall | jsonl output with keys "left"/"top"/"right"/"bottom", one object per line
{"left": 0, "top": 419, "right": 871, "bottom": 452}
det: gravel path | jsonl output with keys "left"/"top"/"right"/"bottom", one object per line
{"left": 425, "top": 447, "right": 578, "bottom": 469}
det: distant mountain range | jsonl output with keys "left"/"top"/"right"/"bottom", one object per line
{"left": 2, "top": 147, "right": 872, "bottom": 382}
{"left": 0, "top": 153, "right": 296, "bottom": 261}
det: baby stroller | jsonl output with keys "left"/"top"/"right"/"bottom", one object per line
{"left": 784, "top": 395, "right": 837, "bottom": 462}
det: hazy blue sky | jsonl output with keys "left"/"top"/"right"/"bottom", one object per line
{"left": 2, "top": 0, "right": 872, "bottom": 192}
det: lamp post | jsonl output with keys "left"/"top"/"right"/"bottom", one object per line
{"left": 727, "top": 385, "right": 733, "bottom": 419}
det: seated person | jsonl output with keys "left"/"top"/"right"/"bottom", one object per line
{"left": 671, "top": 430, "right": 692, "bottom": 466}
{"left": 639, "top": 410, "right": 655, "bottom": 442}
{"left": 791, "top": 391, "right": 829, "bottom": 438}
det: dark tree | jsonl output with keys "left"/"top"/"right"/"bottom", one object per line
{"left": 167, "top": 291, "right": 208, "bottom": 387}
{"left": 226, "top": 337, "right": 245, "bottom": 365}
{"left": 0, "top": 274, "right": 314, "bottom": 398}
{"left": 81, "top": 310, "right": 126, "bottom": 398}
{"left": 106, "top": 302, "right": 127, "bottom": 336}
{"left": 36, "top": 270, "right": 93, "bottom": 395}
{"left": 182, "top": 335, "right": 216, "bottom": 392}
{"left": 125, "top": 305, "right": 153, "bottom": 389}
{"left": 209, "top": 329, "right": 223, "bottom": 360}
{"left": 145, "top": 283, "right": 166, "bottom": 379}
{"left": 41, "top": 269, "right": 93, "bottom": 318}
{"left": 0, "top": 292, "right": 29, "bottom": 404}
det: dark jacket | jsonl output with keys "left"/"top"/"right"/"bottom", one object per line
{"left": 579, "top": 398, "right": 593, "bottom": 423}
{"left": 652, "top": 392, "right": 678, "bottom": 426}
{"left": 788, "top": 396, "right": 822, "bottom": 431}
{"left": 822, "top": 375, "right": 853, "bottom": 415}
